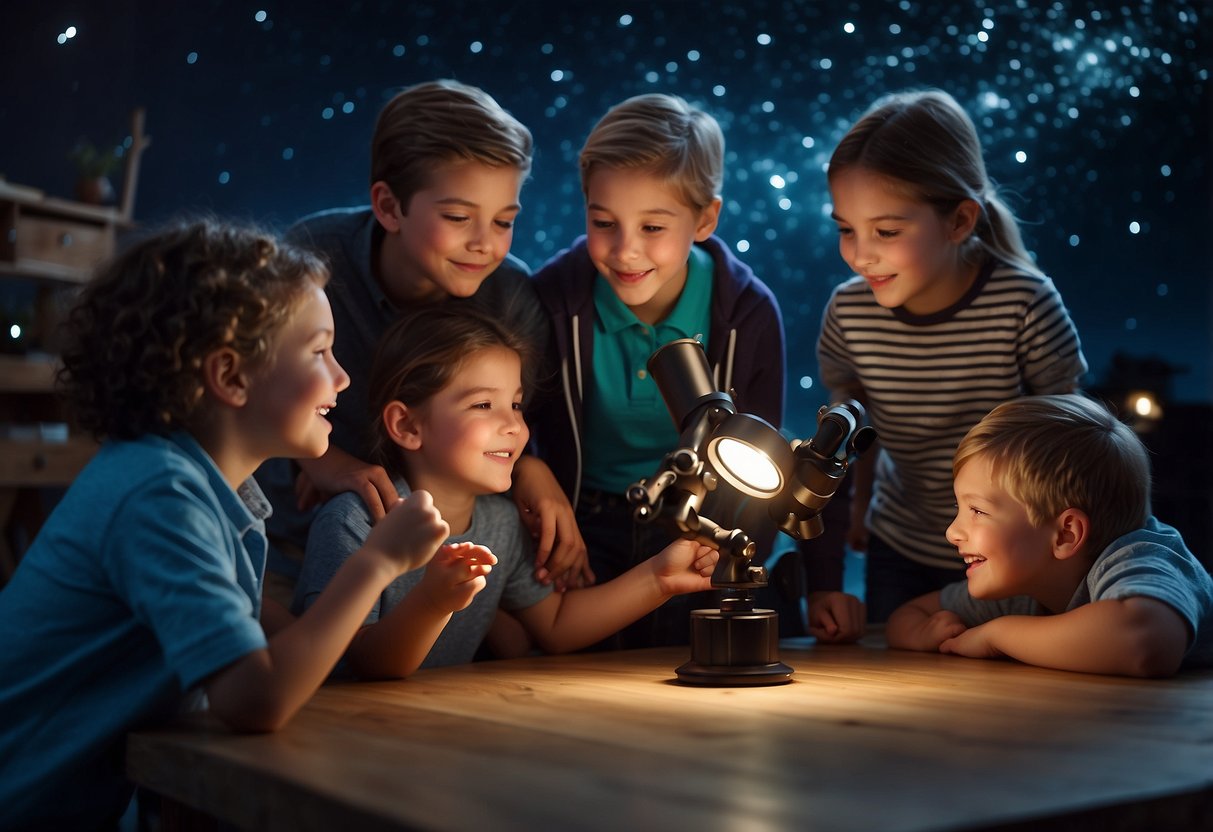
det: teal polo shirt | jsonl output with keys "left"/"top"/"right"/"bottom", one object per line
{"left": 582, "top": 245, "right": 714, "bottom": 494}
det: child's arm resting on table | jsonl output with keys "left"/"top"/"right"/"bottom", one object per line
{"left": 513, "top": 539, "right": 717, "bottom": 653}
{"left": 344, "top": 542, "right": 497, "bottom": 680}
{"left": 886, "top": 591, "right": 968, "bottom": 651}
{"left": 203, "top": 491, "right": 449, "bottom": 732}
{"left": 939, "top": 597, "right": 1190, "bottom": 677}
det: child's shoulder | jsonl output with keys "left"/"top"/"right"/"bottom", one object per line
{"left": 533, "top": 237, "right": 592, "bottom": 281}
{"left": 284, "top": 206, "right": 373, "bottom": 248}
{"left": 86, "top": 434, "right": 205, "bottom": 486}
{"left": 57, "top": 434, "right": 230, "bottom": 535}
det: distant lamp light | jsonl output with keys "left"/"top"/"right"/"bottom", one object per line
{"left": 8, "top": 324, "right": 20, "bottom": 340}
{"left": 1126, "top": 390, "right": 1163, "bottom": 430}
{"left": 1131, "top": 391, "right": 1160, "bottom": 419}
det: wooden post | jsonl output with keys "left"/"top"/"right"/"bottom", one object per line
{"left": 120, "top": 108, "right": 150, "bottom": 224}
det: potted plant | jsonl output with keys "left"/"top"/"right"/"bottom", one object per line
{"left": 68, "top": 139, "right": 121, "bottom": 205}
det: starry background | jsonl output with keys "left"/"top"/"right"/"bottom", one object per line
{"left": 2, "top": 2, "right": 1210, "bottom": 450}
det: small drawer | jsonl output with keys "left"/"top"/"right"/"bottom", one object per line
{"left": 14, "top": 215, "right": 114, "bottom": 274}
{"left": 0, "top": 436, "right": 97, "bottom": 486}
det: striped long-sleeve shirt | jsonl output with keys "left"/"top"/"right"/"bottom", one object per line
{"left": 816, "top": 261, "right": 1088, "bottom": 568}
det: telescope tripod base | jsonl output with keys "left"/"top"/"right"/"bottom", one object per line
{"left": 675, "top": 605, "right": 793, "bottom": 686}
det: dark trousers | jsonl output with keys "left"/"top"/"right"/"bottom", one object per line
{"left": 864, "top": 532, "right": 963, "bottom": 623}
{"left": 577, "top": 489, "right": 716, "bottom": 649}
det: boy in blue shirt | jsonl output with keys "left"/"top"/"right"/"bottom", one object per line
{"left": 887, "top": 394, "right": 1213, "bottom": 676}
{"left": 0, "top": 221, "right": 451, "bottom": 829}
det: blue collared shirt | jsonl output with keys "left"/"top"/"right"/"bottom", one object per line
{"left": 0, "top": 431, "right": 270, "bottom": 827}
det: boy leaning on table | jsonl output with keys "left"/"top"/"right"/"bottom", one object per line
{"left": 886, "top": 394, "right": 1213, "bottom": 677}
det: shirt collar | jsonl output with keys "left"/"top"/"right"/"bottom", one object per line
{"left": 170, "top": 432, "right": 267, "bottom": 533}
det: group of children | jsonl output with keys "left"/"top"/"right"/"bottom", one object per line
{"left": 1, "top": 78, "right": 1210, "bottom": 829}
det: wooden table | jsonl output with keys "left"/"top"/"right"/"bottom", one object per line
{"left": 127, "top": 635, "right": 1213, "bottom": 831}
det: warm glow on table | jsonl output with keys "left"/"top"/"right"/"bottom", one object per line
{"left": 128, "top": 635, "right": 1213, "bottom": 831}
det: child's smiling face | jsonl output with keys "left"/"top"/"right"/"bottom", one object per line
{"left": 245, "top": 282, "right": 349, "bottom": 462}
{"left": 384, "top": 160, "right": 523, "bottom": 304}
{"left": 584, "top": 167, "right": 720, "bottom": 326}
{"left": 405, "top": 345, "right": 528, "bottom": 499}
{"left": 829, "top": 167, "right": 977, "bottom": 316}
{"left": 946, "top": 454, "right": 1057, "bottom": 601}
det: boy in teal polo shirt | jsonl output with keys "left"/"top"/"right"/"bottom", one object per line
{"left": 530, "top": 94, "right": 863, "bottom": 648}
{"left": 580, "top": 244, "right": 714, "bottom": 496}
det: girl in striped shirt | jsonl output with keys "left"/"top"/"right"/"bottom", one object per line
{"left": 818, "top": 89, "right": 1088, "bottom": 622}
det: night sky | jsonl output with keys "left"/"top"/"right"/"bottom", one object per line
{"left": 2, "top": 0, "right": 1209, "bottom": 439}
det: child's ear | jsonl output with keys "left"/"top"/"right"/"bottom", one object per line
{"left": 1051, "top": 507, "right": 1090, "bottom": 561}
{"left": 693, "top": 196, "right": 723, "bottom": 242}
{"left": 948, "top": 198, "right": 982, "bottom": 243}
{"left": 370, "top": 181, "right": 405, "bottom": 234}
{"left": 202, "top": 348, "right": 250, "bottom": 407}
{"left": 382, "top": 400, "right": 423, "bottom": 450}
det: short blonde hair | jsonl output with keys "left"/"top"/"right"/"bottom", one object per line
{"left": 371, "top": 79, "right": 532, "bottom": 212}
{"left": 579, "top": 93, "right": 723, "bottom": 212}
{"left": 954, "top": 395, "right": 1152, "bottom": 557}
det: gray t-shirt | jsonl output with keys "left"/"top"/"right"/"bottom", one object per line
{"left": 941, "top": 517, "right": 1213, "bottom": 668}
{"left": 295, "top": 479, "right": 551, "bottom": 669}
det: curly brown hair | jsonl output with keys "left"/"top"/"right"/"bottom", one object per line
{"left": 58, "top": 219, "right": 328, "bottom": 440}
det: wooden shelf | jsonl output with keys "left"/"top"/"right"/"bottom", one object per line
{"left": 0, "top": 435, "right": 96, "bottom": 487}
{"left": 0, "top": 354, "right": 59, "bottom": 393}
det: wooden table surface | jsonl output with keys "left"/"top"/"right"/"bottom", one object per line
{"left": 127, "top": 635, "right": 1213, "bottom": 832}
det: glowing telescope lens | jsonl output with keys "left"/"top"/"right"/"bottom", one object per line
{"left": 712, "top": 437, "right": 782, "bottom": 496}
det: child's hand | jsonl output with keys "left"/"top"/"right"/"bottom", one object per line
{"left": 364, "top": 490, "right": 449, "bottom": 575}
{"left": 418, "top": 542, "right": 497, "bottom": 613}
{"left": 511, "top": 455, "right": 594, "bottom": 590}
{"left": 939, "top": 621, "right": 1003, "bottom": 660}
{"left": 297, "top": 445, "right": 398, "bottom": 521}
{"left": 806, "top": 591, "right": 865, "bottom": 643}
{"left": 905, "top": 609, "right": 968, "bottom": 651}
{"left": 651, "top": 539, "right": 718, "bottom": 595}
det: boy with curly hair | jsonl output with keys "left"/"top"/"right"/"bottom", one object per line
{"left": 0, "top": 220, "right": 452, "bottom": 828}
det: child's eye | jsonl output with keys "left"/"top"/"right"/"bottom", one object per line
{"left": 512, "top": 401, "right": 523, "bottom": 411}
{"left": 835, "top": 226, "right": 853, "bottom": 237}
{"left": 642, "top": 225, "right": 665, "bottom": 233}
{"left": 969, "top": 507, "right": 987, "bottom": 517}
{"left": 442, "top": 214, "right": 470, "bottom": 224}
{"left": 876, "top": 228, "right": 900, "bottom": 239}
{"left": 495, "top": 219, "right": 515, "bottom": 230}
{"left": 471, "top": 401, "right": 492, "bottom": 410}
{"left": 590, "top": 219, "right": 614, "bottom": 230}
